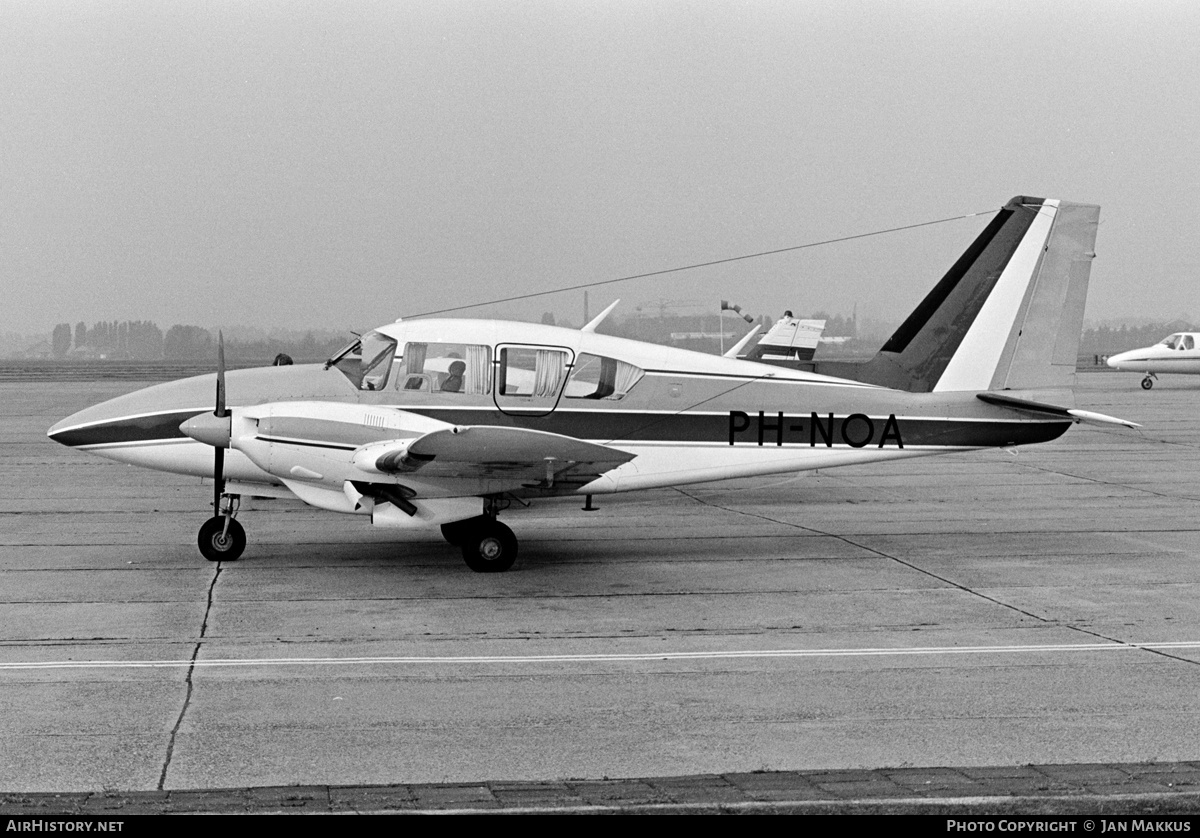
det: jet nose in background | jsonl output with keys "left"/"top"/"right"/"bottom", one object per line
{"left": 1106, "top": 350, "right": 1134, "bottom": 369}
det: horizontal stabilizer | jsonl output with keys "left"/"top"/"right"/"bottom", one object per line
{"left": 1065, "top": 408, "right": 1141, "bottom": 429}
{"left": 976, "top": 393, "right": 1139, "bottom": 428}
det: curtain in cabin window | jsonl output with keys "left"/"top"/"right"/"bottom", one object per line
{"left": 405, "top": 343, "right": 427, "bottom": 375}
{"left": 613, "top": 360, "right": 643, "bottom": 397}
{"left": 466, "top": 344, "right": 491, "bottom": 394}
{"left": 533, "top": 349, "right": 566, "bottom": 397}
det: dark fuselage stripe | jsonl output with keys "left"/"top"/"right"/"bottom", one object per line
{"left": 49, "top": 406, "right": 1070, "bottom": 451}
{"left": 254, "top": 435, "right": 358, "bottom": 451}
{"left": 49, "top": 411, "right": 199, "bottom": 447}
{"left": 403, "top": 408, "right": 1069, "bottom": 449}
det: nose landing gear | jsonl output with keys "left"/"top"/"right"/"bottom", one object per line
{"left": 198, "top": 494, "right": 245, "bottom": 562}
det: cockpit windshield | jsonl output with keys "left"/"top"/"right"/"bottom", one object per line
{"left": 1158, "top": 334, "right": 1195, "bottom": 350}
{"left": 328, "top": 331, "right": 399, "bottom": 390}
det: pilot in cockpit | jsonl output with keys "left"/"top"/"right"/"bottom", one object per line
{"left": 441, "top": 360, "right": 466, "bottom": 393}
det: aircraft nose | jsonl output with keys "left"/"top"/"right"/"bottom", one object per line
{"left": 47, "top": 413, "right": 77, "bottom": 446}
{"left": 1106, "top": 351, "right": 1130, "bottom": 369}
{"left": 180, "top": 412, "right": 232, "bottom": 448}
{"left": 48, "top": 393, "right": 197, "bottom": 449}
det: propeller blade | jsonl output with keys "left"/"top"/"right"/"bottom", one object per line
{"left": 214, "top": 331, "right": 227, "bottom": 513}
{"left": 215, "top": 330, "right": 227, "bottom": 418}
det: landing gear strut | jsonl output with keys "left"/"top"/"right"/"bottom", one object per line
{"left": 198, "top": 494, "right": 245, "bottom": 562}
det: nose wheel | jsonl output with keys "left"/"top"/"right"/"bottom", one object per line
{"left": 198, "top": 493, "right": 245, "bottom": 562}
{"left": 198, "top": 515, "right": 246, "bottom": 561}
{"left": 1141, "top": 373, "right": 1156, "bottom": 390}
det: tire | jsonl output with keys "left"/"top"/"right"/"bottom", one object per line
{"left": 441, "top": 515, "right": 486, "bottom": 547}
{"left": 1141, "top": 377, "right": 1153, "bottom": 390}
{"left": 198, "top": 516, "right": 246, "bottom": 562}
{"left": 460, "top": 519, "right": 518, "bottom": 573}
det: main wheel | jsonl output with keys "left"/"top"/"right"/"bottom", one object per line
{"left": 460, "top": 519, "right": 518, "bottom": 573}
{"left": 1142, "top": 377, "right": 1154, "bottom": 390}
{"left": 198, "top": 516, "right": 246, "bottom": 562}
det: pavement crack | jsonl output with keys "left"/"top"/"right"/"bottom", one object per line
{"left": 673, "top": 487, "right": 1059, "bottom": 625}
{"left": 673, "top": 488, "right": 1200, "bottom": 667}
{"left": 157, "top": 562, "right": 222, "bottom": 791}
{"left": 1009, "top": 459, "right": 1198, "bottom": 503}
{"left": 1055, "top": 623, "right": 1200, "bottom": 668}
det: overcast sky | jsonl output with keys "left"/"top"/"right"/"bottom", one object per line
{"left": 3, "top": 1, "right": 1197, "bottom": 335}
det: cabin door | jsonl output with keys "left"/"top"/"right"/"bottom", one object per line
{"left": 493, "top": 344, "right": 574, "bottom": 417}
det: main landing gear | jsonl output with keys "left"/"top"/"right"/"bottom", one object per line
{"left": 1141, "top": 372, "right": 1158, "bottom": 390}
{"left": 198, "top": 494, "right": 245, "bottom": 562}
{"left": 441, "top": 506, "right": 519, "bottom": 573}
{"left": 193, "top": 486, "right": 519, "bottom": 571}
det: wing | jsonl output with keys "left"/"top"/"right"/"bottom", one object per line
{"left": 352, "top": 425, "right": 635, "bottom": 495}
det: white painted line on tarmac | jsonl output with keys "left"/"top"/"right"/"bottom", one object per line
{"left": 3, "top": 641, "right": 1200, "bottom": 671}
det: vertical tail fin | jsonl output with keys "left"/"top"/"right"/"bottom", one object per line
{"left": 844, "top": 196, "right": 1099, "bottom": 393}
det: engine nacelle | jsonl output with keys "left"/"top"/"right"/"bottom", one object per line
{"left": 230, "top": 401, "right": 451, "bottom": 486}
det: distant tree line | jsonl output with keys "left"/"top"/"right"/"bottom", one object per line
{"left": 1079, "top": 321, "right": 1197, "bottom": 358}
{"left": 47, "top": 320, "right": 348, "bottom": 362}
{"left": 52, "top": 320, "right": 165, "bottom": 359}
{"left": 40, "top": 316, "right": 1200, "bottom": 363}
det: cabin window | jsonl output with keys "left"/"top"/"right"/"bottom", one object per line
{"left": 1185, "top": 336, "right": 1195, "bottom": 350}
{"left": 399, "top": 342, "right": 491, "bottom": 394}
{"left": 498, "top": 347, "right": 569, "bottom": 397}
{"left": 565, "top": 353, "right": 644, "bottom": 400}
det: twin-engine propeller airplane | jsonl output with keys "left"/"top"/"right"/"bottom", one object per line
{"left": 1106, "top": 332, "right": 1200, "bottom": 389}
{"left": 49, "top": 196, "right": 1136, "bottom": 572}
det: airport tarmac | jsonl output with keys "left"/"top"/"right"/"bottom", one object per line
{"left": 2, "top": 372, "right": 1200, "bottom": 812}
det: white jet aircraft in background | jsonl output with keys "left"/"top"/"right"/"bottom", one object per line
{"left": 1107, "top": 332, "right": 1200, "bottom": 389}
{"left": 49, "top": 196, "right": 1136, "bottom": 572}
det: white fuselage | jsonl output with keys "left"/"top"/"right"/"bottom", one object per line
{"left": 47, "top": 318, "right": 1073, "bottom": 527}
